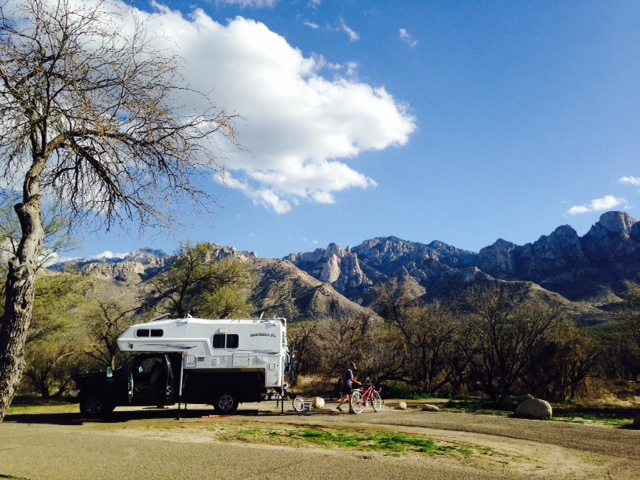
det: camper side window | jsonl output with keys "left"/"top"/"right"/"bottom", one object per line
{"left": 213, "top": 333, "right": 239, "bottom": 349}
{"left": 136, "top": 329, "right": 164, "bottom": 338}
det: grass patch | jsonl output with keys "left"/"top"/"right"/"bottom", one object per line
{"left": 229, "top": 427, "right": 482, "bottom": 457}
{"left": 551, "top": 415, "right": 634, "bottom": 428}
{"left": 552, "top": 404, "right": 637, "bottom": 427}
{"left": 7, "top": 401, "right": 76, "bottom": 416}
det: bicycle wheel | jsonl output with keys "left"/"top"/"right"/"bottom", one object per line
{"left": 371, "top": 391, "right": 383, "bottom": 412}
{"left": 351, "top": 390, "right": 364, "bottom": 414}
{"left": 292, "top": 396, "right": 305, "bottom": 412}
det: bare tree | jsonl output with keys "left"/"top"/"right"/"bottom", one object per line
{"left": 458, "top": 284, "right": 564, "bottom": 400}
{"left": 0, "top": 0, "right": 238, "bottom": 419}
{"left": 371, "top": 277, "right": 423, "bottom": 324}
{"left": 23, "top": 338, "right": 76, "bottom": 398}
{"left": 314, "top": 311, "right": 380, "bottom": 384}
{"left": 392, "top": 302, "right": 459, "bottom": 394}
{"left": 522, "top": 321, "right": 601, "bottom": 400}
{"left": 85, "top": 299, "right": 138, "bottom": 370}
{"left": 618, "top": 283, "right": 640, "bottom": 380}
{"left": 287, "top": 321, "right": 320, "bottom": 387}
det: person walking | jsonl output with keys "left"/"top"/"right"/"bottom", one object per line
{"left": 336, "top": 361, "right": 361, "bottom": 414}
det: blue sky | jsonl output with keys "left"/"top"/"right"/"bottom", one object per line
{"left": 67, "top": 0, "right": 640, "bottom": 260}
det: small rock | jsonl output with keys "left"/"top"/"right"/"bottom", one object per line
{"left": 421, "top": 404, "right": 440, "bottom": 412}
{"left": 515, "top": 398, "right": 552, "bottom": 419}
{"left": 312, "top": 397, "right": 325, "bottom": 409}
{"left": 395, "top": 402, "right": 407, "bottom": 410}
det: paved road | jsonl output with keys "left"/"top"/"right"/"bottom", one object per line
{"left": 1, "top": 403, "right": 639, "bottom": 479}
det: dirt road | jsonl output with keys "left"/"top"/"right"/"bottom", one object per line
{"left": 2, "top": 402, "right": 639, "bottom": 479}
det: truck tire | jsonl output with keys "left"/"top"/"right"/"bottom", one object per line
{"left": 213, "top": 391, "right": 239, "bottom": 414}
{"left": 80, "top": 392, "right": 114, "bottom": 417}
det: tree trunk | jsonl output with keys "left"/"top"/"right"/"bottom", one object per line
{"left": 0, "top": 198, "right": 45, "bottom": 420}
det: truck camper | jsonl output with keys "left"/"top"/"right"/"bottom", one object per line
{"left": 68, "top": 316, "right": 289, "bottom": 417}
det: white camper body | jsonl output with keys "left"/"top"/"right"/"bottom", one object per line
{"left": 118, "top": 317, "right": 288, "bottom": 388}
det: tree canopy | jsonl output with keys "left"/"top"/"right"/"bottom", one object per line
{"left": 144, "top": 243, "right": 254, "bottom": 319}
{"left": 0, "top": 0, "right": 238, "bottom": 420}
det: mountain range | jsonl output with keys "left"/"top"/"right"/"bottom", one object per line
{"left": 50, "top": 211, "right": 640, "bottom": 325}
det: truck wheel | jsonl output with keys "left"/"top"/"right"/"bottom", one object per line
{"left": 214, "top": 392, "right": 239, "bottom": 414}
{"left": 80, "top": 393, "right": 113, "bottom": 417}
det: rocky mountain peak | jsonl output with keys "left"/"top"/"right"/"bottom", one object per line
{"left": 478, "top": 239, "right": 517, "bottom": 276}
{"left": 325, "top": 242, "right": 346, "bottom": 258}
{"left": 47, "top": 209, "right": 640, "bottom": 323}
{"left": 586, "top": 211, "right": 635, "bottom": 240}
{"left": 549, "top": 225, "right": 580, "bottom": 245}
{"left": 201, "top": 243, "right": 257, "bottom": 262}
{"left": 125, "top": 248, "right": 169, "bottom": 264}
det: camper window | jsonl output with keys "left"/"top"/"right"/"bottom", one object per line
{"left": 213, "top": 333, "right": 239, "bottom": 349}
{"left": 135, "top": 329, "right": 164, "bottom": 338}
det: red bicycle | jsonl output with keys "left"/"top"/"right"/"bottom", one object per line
{"left": 351, "top": 383, "right": 383, "bottom": 414}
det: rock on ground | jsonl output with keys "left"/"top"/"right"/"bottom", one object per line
{"left": 422, "top": 404, "right": 440, "bottom": 412}
{"left": 515, "top": 398, "right": 552, "bottom": 419}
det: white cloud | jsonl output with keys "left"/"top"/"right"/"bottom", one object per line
{"left": 620, "top": 176, "right": 640, "bottom": 186}
{"left": 567, "top": 195, "right": 627, "bottom": 215}
{"left": 135, "top": 5, "right": 415, "bottom": 213}
{"left": 399, "top": 28, "right": 418, "bottom": 47}
{"left": 339, "top": 17, "right": 360, "bottom": 42}
{"left": 304, "top": 20, "right": 319, "bottom": 29}
{"left": 216, "top": 0, "right": 278, "bottom": 7}
{"left": 38, "top": 2, "right": 413, "bottom": 214}
{"left": 344, "top": 61, "right": 359, "bottom": 77}
{"left": 50, "top": 250, "right": 128, "bottom": 264}
{"left": 92, "top": 251, "right": 129, "bottom": 259}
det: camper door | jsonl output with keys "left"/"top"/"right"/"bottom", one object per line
{"left": 129, "top": 354, "right": 175, "bottom": 406}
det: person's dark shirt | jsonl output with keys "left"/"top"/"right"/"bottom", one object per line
{"left": 343, "top": 366, "right": 354, "bottom": 388}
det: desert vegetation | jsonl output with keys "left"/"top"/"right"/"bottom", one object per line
{"left": 288, "top": 280, "right": 624, "bottom": 404}
{"left": 2, "top": 241, "right": 639, "bottom": 409}
{"left": 1, "top": 0, "right": 638, "bottom": 424}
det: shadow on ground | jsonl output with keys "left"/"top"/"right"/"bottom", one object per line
{"left": 3, "top": 406, "right": 276, "bottom": 426}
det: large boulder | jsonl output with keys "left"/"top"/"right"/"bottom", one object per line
{"left": 515, "top": 398, "right": 552, "bottom": 419}
{"left": 312, "top": 397, "right": 325, "bottom": 409}
{"left": 395, "top": 402, "right": 407, "bottom": 410}
{"left": 421, "top": 404, "right": 440, "bottom": 412}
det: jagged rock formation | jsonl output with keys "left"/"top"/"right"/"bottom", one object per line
{"left": 286, "top": 212, "right": 640, "bottom": 321}
{"left": 49, "top": 248, "right": 171, "bottom": 283}
{"left": 251, "top": 258, "right": 376, "bottom": 320}
{"left": 49, "top": 244, "right": 372, "bottom": 321}
{"left": 478, "top": 212, "right": 640, "bottom": 301}
{"left": 47, "top": 211, "right": 640, "bottom": 324}
{"left": 285, "top": 237, "right": 478, "bottom": 304}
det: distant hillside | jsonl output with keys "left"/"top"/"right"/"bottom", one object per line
{"left": 49, "top": 245, "right": 373, "bottom": 322}
{"left": 49, "top": 211, "right": 640, "bottom": 324}
{"left": 286, "top": 211, "right": 640, "bottom": 324}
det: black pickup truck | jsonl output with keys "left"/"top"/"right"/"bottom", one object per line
{"left": 68, "top": 352, "right": 266, "bottom": 417}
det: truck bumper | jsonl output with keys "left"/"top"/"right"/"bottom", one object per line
{"left": 64, "top": 388, "right": 81, "bottom": 402}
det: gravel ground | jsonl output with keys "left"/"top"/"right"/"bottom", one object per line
{"left": 1, "top": 401, "right": 639, "bottom": 480}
